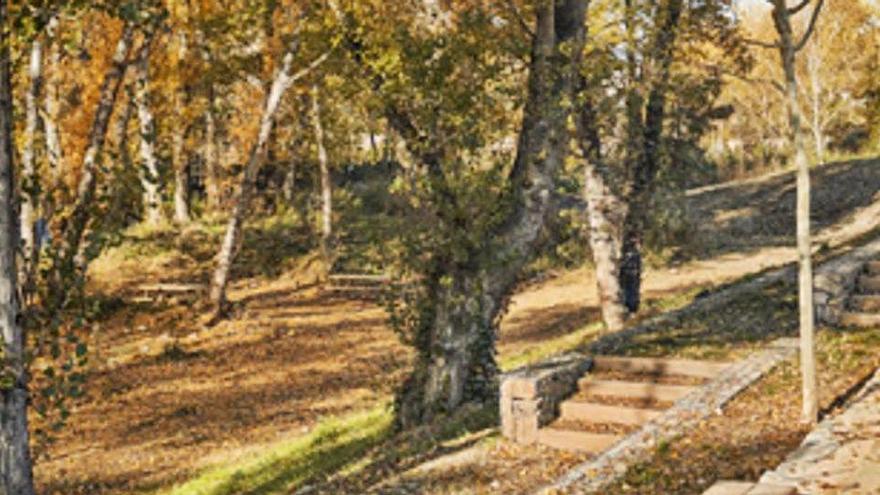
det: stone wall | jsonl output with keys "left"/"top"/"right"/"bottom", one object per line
{"left": 500, "top": 353, "right": 592, "bottom": 444}
{"left": 814, "top": 236, "right": 880, "bottom": 325}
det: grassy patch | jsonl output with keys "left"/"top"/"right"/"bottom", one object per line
{"left": 157, "top": 406, "right": 393, "bottom": 495}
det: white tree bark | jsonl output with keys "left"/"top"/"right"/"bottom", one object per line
{"left": 134, "top": 39, "right": 163, "bottom": 226}
{"left": 209, "top": 35, "right": 332, "bottom": 315}
{"left": 19, "top": 35, "right": 43, "bottom": 292}
{"left": 42, "top": 15, "right": 63, "bottom": 183}
{"left": 55, "top": 22, "right": 134, "bottom": 282}
{"left": 0, "top": 0, "right": 36, "bottom": 489}
{"left": 770, "top": 0, "right": 823, "bottom": 424}
{"left": 172, "top": 31, "right": 192, "bottom": 224}
{"left": 311, "top": 85, "right": 332, "bottom": 258}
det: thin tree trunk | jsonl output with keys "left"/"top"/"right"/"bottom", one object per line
{"left": 172, "top": 130, "right": 191, "bottom": 224}
{"left": 282, "top": 159, "right": 296, "bottom": 204}
{"left": 0, "top": 0, "right": 36, "bottom": 489}
{"left": 311, "top": 85, "right": 332, "bottom": 260}
{"left": 43, "top": 15, "right": 63, "bottom": 184}
{"left": 172, "top": 31, "right": 192, "bottom": 224}
{"left": 203, "top": 93, "right": 220, "bottom": 212}
{"left": 55, "top": 22, "right": 134, "bottom": 277}
{"left": 19, "top": 35, "right": 43, "bottom": 295}
{"left": 134, "top": 39, "right": 163, "bottom": 226}
{"left": 209, "top": 36, "right": 330, "bottom": 316}
{"left": 770, "top": 0, "right": 822, "bottom": 424}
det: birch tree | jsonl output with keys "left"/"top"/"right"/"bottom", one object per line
{"left": 0, "top": 0, "right": 36, "bottom": 490}
{"left": 19, "top": 28, "right": 44, "bottom": 294}
{"left": 311, "top": 84, "right": 333, "bottom": 260}
{"left": 208, "top": 9, "right": 333, "bottom": 316}
{"left": 134, "top": 32, "right": 164, "bottom": 226}
{"left": 759, "top": 0, "right": 824, "bottom": 424}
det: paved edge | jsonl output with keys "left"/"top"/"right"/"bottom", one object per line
{"left": 758, "top": 365, "right": 880, "bottom": 491}
{"left": 537, "top": 338, "right": 800, "bottom": 495}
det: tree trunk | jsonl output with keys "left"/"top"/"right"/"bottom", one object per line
{"left": 172, "top": 130, "right": 191, "bottom": 224}
{"left": 575, "top": 98, "right": 627, "bottom": 332}
{"left": 311, "top": 85, "right": 332, "bottom": 260}
{"left": 282, "top": 159, "right": 296, "bottom": 204}
{"left": 0, "top": 0, "right": 36, "bottom": 489}
{"left": 203, "top": 93, "right": 221, "bottom": 212}
{"left": 55, "top": 22, "right": 134, "bottom": 278}
{"left": 209, "top": 37, "right": 321, "bottom": 315}
{"left": 617, "top": 0, "right": 683, "bottom": 314}
{"left": 43, "top": 15, "right": 63, "bottom": 184}
{"left": 771, "top": 0, "right": 822, "bottom": 425}
{"left": 19, "top": 35, "right": 43, "bottom": 295}
{"left": 394, "top": 0, "right": 588, "bottom": 426}
{"left": 172, "top": 31, "right": 191, "bottom": 224}
{"left": 134, "top": 39, "right": 163, "bottom": 226}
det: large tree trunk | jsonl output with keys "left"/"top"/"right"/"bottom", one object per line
{"left": 134, "top": 38, "right": 164, "bottom": 227}
{"left": 19, "top": 34, "right": 43, "bottom": 295}
{"left": 770, "top": 0, "right": 823, "bottom": 425}
{"left": 311, "top": 85, "right": 333, "bottom": 260}
{"left": 209, "top": 36, "right": 328, "bottom": 315}
{"left": 394, "top": 0, "right": 588, "bottom": 426}
{"left": 575, "top": 98, "right": 627, "bottom": 332}
{"left": 0, "top": 0, "right": 36, "bottom": 490}
{"left": 617, "top": 0, "right": 683, "bottom": 313}
{"left": 54, "top": 22, "right": 134, "bottom": 279}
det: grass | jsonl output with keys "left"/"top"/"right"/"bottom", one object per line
{"left": 156, "top": 406, "right": 394, "bottom": 495}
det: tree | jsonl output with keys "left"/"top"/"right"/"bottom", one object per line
{"left": 311, "top": 83, "right": 333, "bottom": 260}
{"left": 134, "top": 29, "right": 164, "bottom": 226}
{"left": 208, "top": 2, "right": 334, "bottom": 316}
{"left": 762, "top": 0, "right": 824, "bottom": 424}
{"left": 0, "top": 0, "right": 37, "bottom": 491}
{"left": 333, "top": 0, "right": 588, "bottom": 425}
{"left": 575, "top": 0, "right": 747, "bottom": 329}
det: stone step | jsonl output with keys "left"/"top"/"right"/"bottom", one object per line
{"left": 702, "top": 481, "right": 797, "bottom": 495}
{"left": 592, "top": 356, "right": 730, "bottom": 379}
{"left": 840, "top": 311, "right": 880, "bottom": 328}
{"left": 559, "top": 400, "right": 661, "bottom": 425}
{"left": 536, "top": 427, "right": 620, "bottom": 452}
{"left": 857, "top": 274, "right": 880, "bottom": 294}
{"left": 866, "top": 260, "right": 880, "bottom": 276}
{"left": 849, "top": 295, "right": 880, "bottom": 312}
{"left": 576, "top": 378, "right": 697, "bottom": 402}
{"left": 702, "top": 481, "right": 755, "bottom": 495}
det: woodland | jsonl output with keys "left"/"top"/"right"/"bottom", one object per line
{"left": 0, "top": 0, "right": 879, "bottom": 494}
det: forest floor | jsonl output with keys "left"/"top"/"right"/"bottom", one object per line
{"left": 32, "top": 157, "right": 880, "bottom": 494}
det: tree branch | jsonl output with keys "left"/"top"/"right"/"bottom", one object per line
{"left": 744, "top": 37, "right": 781, "bottom": 50}
{"left": 505, "top": 0, "right": 535, "bottom": 39}
{"left": 794, "top": 0, "right": 825, "bottom": 53}
{"left": 788, "top": 0, "right": 812, "bottom": 15}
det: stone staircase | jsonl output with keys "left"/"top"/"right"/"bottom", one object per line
{"left": 702, "top": 481, "right": 796, "bottom": 495}
{"left": 841, "top": 260, "right": 880, "bottom": 328}
{"left": 535, "top": 355, "right": 730, "bottom": 452}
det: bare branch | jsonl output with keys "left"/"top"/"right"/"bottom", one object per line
{"left": 744, "top": 37, "right": 781, "bottom": 50}
{"left": 794, "top": 0, "right": 825, "bottom": 53}
{"left": 788, "top": 0, "right": 812, "bottom": 15}
{"left": 505, "top": 0, "right": 535, "bottom": 39}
